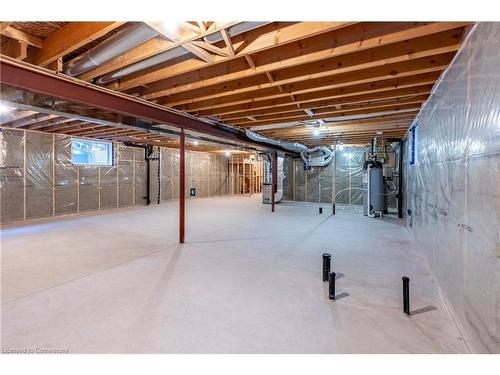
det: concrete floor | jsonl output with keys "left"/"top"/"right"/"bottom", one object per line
{"left": 1, "top": 196, "right": 468, "bottom": 353}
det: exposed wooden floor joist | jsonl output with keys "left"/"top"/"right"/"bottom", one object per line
{"left": 0, "top": 21, "right": 471, "bottom": 145}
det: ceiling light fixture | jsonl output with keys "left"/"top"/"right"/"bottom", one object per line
{"left": 0, "top": 103, "right": 12, "bottom": 114}
{"left": 160, "top": 21, "right": 179, "bottom": 34}
{"left": 193, "top": 140, "right": 199, "bottom": 146}
{"left": 225, "top": 151, "right": 231, "bottom": 157}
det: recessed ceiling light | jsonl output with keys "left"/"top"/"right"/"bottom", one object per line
{"left": 193, "top": 140, "right": 199, "bottom": 146}
{"left": 225, "top": 151, "right": 231, "bottom": 157}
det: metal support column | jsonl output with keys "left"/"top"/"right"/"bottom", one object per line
{"left": 271, "top": 151, "right": 277, "bottom": 212}
{"left": 179, "top": 130, "right": 185, "bottom": 244}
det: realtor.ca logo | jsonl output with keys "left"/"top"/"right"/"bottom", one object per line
{"left": 2, "top": 347, "right": 69, "bottom": 354}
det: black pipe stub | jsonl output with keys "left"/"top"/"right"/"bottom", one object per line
{"left": 332, "top": 203, "right": 336, "bottom": 215}
{"left": 319, "top": 207, "right": 323, "bottom": 214}
{"left": 329, "top": 272, "right": 336, "bottom": 300}
{"left": 322, "top": 253, "right": 331, "bottom": 282}
{"left": 402, "top": 276, "right": 410, "bottom": 315}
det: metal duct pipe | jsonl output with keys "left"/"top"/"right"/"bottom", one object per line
{"left": 96, "top": 22, "right": 268, "bottom": 85}
{"left": 245, "top": 129, "right": 308, "bottom": 153}
{"left": 245, "top": 129, "right": 334, "bottom": 169}
{"left": 64, "top": 23, "right": 159, "bottom": 77}
{"left": 300, "top": 146, "right": 333, "bottom": 168}
{"left": 97, "top": 46, "right": 186, "bottom": 84}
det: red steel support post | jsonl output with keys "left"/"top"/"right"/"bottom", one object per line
{"left": 179, "top": 130, "right": 185, "bottom": 243}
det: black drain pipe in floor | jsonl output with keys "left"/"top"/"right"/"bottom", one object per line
{"left": 402, "top": 276, "right": 410, "bottom": 315}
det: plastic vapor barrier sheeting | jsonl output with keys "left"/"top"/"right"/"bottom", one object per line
{"left": 0, "top": 129, "right": 25, "bottom": 222}
{"left": 0, "top": 128, "right": 232, "bottom": 223}
{"left": 284, "top": 147, "right": 366, "bottom": 205}
{"left": 0, "top": 129, "right": 148, "bottom": 223}
{"left": 403, "top": 23, "right": 500, "bottom": 353}
{"left": 335, "top": 147, "right": 365, "bottom": 205}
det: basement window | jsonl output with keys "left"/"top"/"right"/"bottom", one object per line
{"left": 71, "top": 138, "right": 114, "bottom": 166}
{"left": 409, "top": 122, "right": 418, "bottom": 166}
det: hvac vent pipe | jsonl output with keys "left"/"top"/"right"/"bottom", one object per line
{"left": 95, "top": 22, "right": 268, "bottom": 84}
{"left": 245, "top": 129, "right": 334, "bottom": 168}
{"left": 64, "top": 23, "right": 159, "bottom": 76}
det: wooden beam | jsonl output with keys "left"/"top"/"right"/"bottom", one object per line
{"left": 238, "top": 98, "right": 424, "bottom": 125}
{"left": 263, "top": 121, "right": 413, "bottom": 136}
{"left": 31, "top": 22, "right": 125, "bottom": 67}
{"left": 197, "top": 21, "right": 207, "bottom": 32}
{"left": 50, "top": 122, "right": 102, "bottom": 134}
{"left": 47, "top": 57, "right": 63, "bottom": 72}
{"left": 0, "top": 22, "right": 13, "bottom": 33}
{"left": 245, "top": 55, "right": 256, "bottom": 70}
{"left": 166, "top": 52, "right": 453, "bottom": 109}
{"left": 78, "top": 21, "right": 241, "bottom": 81}
{"left": 265, "top": 72, "right": 275, "bottom": 84}
{"left": 196, "top": 72, "right": 439, "bottom": 118}
{"left": 0, "top": 110, "right": 35, "bottom": 125}
{"left": 143, "top": 27, "right": 464, "bottom": 102}
{"left": 1, "top": 26, "right": 43, "bottom": 48}
{"left": 221, "top": 28, "right": 235, "bottom": 56}
{"left": 181, "top": 43, "right": 214, "bottom": 62}
{"left": 191, "top": 41, "right": 230, "bottom": 57}
{"left": 180, "top": 22, "right": 202, "bottom": 33}
{"left": 27, "top": 117, "right": 74, "bottom": 130}
{"left": 40, "top": 120, "right": 85, "bottom": 132}
{"left": 1, "top": 39, "right": 28, "bottom": 60}
{"left": 10, "top": 114, "right": 56, "bottom": 128}
{"left": 222, "top": 85, "right": 433, "bottom": 121}
{"left": 235, "top": 101, "right": 423, "bottom": 127}
{"left": 112, "top": 22, "right": 355, "bottom": 91}
{"left": 261, "top": 112, "right": 418, "bottom": 133}
{"left": 145, "top": 22, "right": 214, "bottom": 63}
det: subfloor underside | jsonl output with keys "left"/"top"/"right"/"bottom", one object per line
{"left": 0, "top": 196, "right": 468, "bottom": 353}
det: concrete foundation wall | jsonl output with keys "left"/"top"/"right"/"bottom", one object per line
{"left": 403, "top": 23, "right": 500, "bottom": 353}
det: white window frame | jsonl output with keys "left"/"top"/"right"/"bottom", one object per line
{"left": 71, "top": 138, "right": 114, "bottom": 166}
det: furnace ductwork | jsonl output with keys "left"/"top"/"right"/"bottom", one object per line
{"left": 245, "top": 129, "right": 333, "bottom": 168}
{"left": 300, "top": 146, "right": 333, "bottom": 168}
{"left": 90, "top": 22, "right": 268, "bottom": 84}
{"left": 245, "top": 129, "right": 308, "bottom": 153}
{"left": 64, "top": 23, "right": 159, "bottom": 77}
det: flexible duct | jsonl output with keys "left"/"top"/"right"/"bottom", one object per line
{"left": 96, "top": 22, "right": 268, "bottom": 84}
{"left": 300, "top": 146, "right": 333, "bottom": 168}
{"left": 64, "top": 23, "right": 159, "bottom": 76}
{"left": 245, "top": 129, "right": 333, "bottom": 168}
